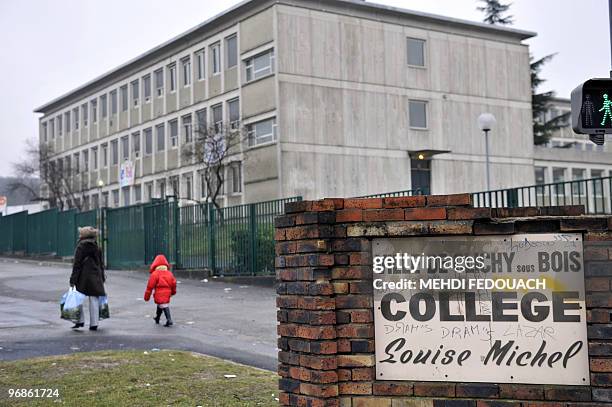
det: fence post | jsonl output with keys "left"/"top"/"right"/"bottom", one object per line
{"left": 208, "top": 203, "right": 216, "bottom": 273}
{"left": 249, "top": 203, "right": 257, "bottom": 276}
{"left": 507, "top": 188, "right": 519, "bottom": 208}
{"left": 174, "top": 200, "right": 181, "bottom": 269}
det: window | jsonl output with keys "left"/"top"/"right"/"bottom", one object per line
{"left": 91, "top": 100, "right": 97, "bottom": 123}
{"left": 170, "top": 176, "right": 179, "bottom": 196}
{"left": 572, "top": 168, "right": 586, "bottom": 200}
{"left": 111, "top": 139, "right": 118, "bottom": 165}
{"left": 65, "top": 111, "right": 71, "bottom": 132}
{"left": 196, "top": 50, "right": 205, "bottom": 80}
{"left": 156, "top": 124, "right": 165, "bottom": 152}
{"left": 228, "top": 98, "right": 239, "bottom": 129}
{"left": 73, "top": 108, "right": 79, "bottom": 129}
{"left": 182, "top": 115, "right": 193, "bottom": 143}
{"left": 230, "top": 162, "right": 242, "bottom": 193}
{"left": 200, "top": 172, "right": 207, "bottom": 198}
{"left": 112, "top": 190, "right": 119, "bottom": 207}
{"left": 226, "top": 35, "right": 237, "bottom": 68}
{"left": 49, "top": 119, "right": 55, "bottom": 139}
{"left": 144, "top": 128, "right": 153, "bottom": 155}
{"left": 92, "top": 194, "right": 99, "bottom": 209}
{"left": 65, "top": 156, "right": 71, "bottom": 175}
{"left": 131, "top": 79, "right": 139, "bottom": 106}
{"left": 212, "top": 104, "right": 223, "bottom": 133}
{"left": 82, "top": 104, "right": 88, "bottom": 127}
{"left": 57, "top": 115, "right": 63, "bottom": 135}
{"left": 155, "top": 68, "right": 164, "bottom": 96}
{"left": 407, "top": 38, "right": 425, "bottom": 67}
{"left": 146, "top": 182, "right": 153, "bottom": 202}
{"left": 120, "top": 85, "right": 128, "bottom": 111}
{"left": 535, "top": 167, "right": 546, "bottom": 185}
{"left": 134, "top": 184, "right": 142, "bottom": 203}
{"left": 102, "top": 143, "right": 108, "bottom": 167}
{"left": 184, "top": 175, "right": 193, "bottom": 200}
{"left": 122, "top": 187, "right": 130, "bottom": 206}
{"left": 110, "top": 90, "right": 117, "bottom": 114}
{"left": 168, "top": 63, "right": 176, "bottom": 92}
{"left": 247, "top": 117, "right": 277, "bottom": 146}
{"left": 169, "top": 119, "right": 178, "bottom": 148}
{"left": 158, "top": 180, "right": 166, "bottom": 199}
{"left": 102, "top": 192, "right": 109, "bottom": 207}
{"left": 143, "top": 74, "right": 151, "bottom": 100}
{"left": 42, "top": 122, "right": 47, "bottom": 142}
{"left": 132, "top": 132, "right": 141, "bottom": 158}
{"left": 82, "top": 150, "right": 89, "bottom": 172}
{"left": 245, "top": 49, "right": 274, "bottom": 82}
{"left": 121, "top": 135, "right": 129, "bottom": 161}
{"left": 100, "top": 94, "right": 108, "bottom": 118}
{"left": 211, "top": 42, "right": 221, "bottom": 74}
{"left": 181, "top": 57, "right": 191, "bottom": 86}
{"left": 73, "top": 153, "right": 80, "bottom": 173}
{"left": 552, "top": 168, "right": 565, "bottom": 183}
{"left": 409, "top": 100, "right": 427, "bottom": 129}
{"left": 196, "top": 108, "right": 207, "bottom": 131}
{"left": 92, "top": 147, "right": 98, "bottom": 170}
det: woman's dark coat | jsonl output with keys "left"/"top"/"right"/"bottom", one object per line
{"left": 69, "top": 238, "right": 106, "bottom": 296}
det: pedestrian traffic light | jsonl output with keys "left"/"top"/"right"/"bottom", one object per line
{"left": 571, "top": 78, "right": 612, "bottom": 145}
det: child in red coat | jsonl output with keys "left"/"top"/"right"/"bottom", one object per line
{"left": 144, "top": 254, "right": 177, "bottom": 327}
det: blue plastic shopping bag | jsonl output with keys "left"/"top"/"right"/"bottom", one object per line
{"left": 60, "top": 288, "right": 85, "bottom": 323}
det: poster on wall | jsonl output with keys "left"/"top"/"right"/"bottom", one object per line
{"left": 120, "top": 161, "right": 135, "bottom": 187}
{"left": 373, "top": 233, "right": 589, "bottom": 385}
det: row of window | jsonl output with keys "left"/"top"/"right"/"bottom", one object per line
{"left": 46, "top": 107, "right": 276, "bottom": 178}
{"left": 535, "top": 167, "right": 609, "bottom": 185}
{"left": 65, "top": 163, "right": 242, "bottom": 210}
{"left": 41, "top": 43, "right": 277, "bottom": 144}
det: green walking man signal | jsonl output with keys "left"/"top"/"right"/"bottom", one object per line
{"left": 600, "top": 94, "right": 612, "bottom": 126}
{"left": 571, "top": 78, "right": 612, "bottom": 145}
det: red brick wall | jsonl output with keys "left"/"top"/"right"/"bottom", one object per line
{"left": 275, "top": 195, "right": 612, "bottom": 407}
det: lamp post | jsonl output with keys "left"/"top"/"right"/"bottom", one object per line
{"left": 96, "top": 179, "right": 105, "bottom": 264}
{"left": 477, "top": 113, "right": 496, "bottom": 191}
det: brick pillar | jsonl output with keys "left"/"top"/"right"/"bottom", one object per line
{"left": 276, "top": 199, "right": 340, "bottom": 407}
{"left": 276, "top": 195, "right": 612, "bottom": 406}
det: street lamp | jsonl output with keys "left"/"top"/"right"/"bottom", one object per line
{"left": 477, "top": 113, "right": 496, "bottom": 191}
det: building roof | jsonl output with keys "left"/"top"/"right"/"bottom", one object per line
{"left": 34, "top": 0, "right": 536, "bottom": 114}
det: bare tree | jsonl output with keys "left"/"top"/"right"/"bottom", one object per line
{"left": 181, "top": 120, "right": 247, "bottom": 215}
{"left": 10, "top": 138, "right": 82, "bottom": 210}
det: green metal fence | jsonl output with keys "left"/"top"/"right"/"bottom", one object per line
{"left": 176, "top": 198, "right": 292, "bottom": 275}
{"left": 358, "top": 188, "right": 427, "bottom": 198}
{"left": 106, "top": 203, "right": 146, "bottom": 269}
{"left": 0, "top": 207, "right": 99, "bottom": 257}
{"left": 472, "top": 176, "right": 612, "bottom": 214}
{"left": 103, "top": 196, "right": 301, "bottom": 275}
{"left": 0, "top": 211, "right": 28, "bottom": 253}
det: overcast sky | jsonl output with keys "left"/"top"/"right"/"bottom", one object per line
{"left": 0, "top": 0, "right": 609, "bottom": 175}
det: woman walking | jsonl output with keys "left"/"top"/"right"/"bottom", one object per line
{"left": 69, "top": 226, "right": 106, "bottom": 331}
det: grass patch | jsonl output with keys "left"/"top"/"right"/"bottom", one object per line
{"left": 0, "top": 350, "right": 279, "bottom": 406}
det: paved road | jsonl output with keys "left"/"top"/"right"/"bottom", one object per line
{"left": 0, "top": 258, "right": 277, "bottom": 371}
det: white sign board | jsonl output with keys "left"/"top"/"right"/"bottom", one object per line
{"left": 373, "top": 234, "right": 589, "bottom": 386}
{"left": 120, "top": 161, "right": 135, "bottom": 187}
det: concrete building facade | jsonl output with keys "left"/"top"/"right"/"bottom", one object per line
{"left": 35, "top": 0, "right": 536, "bottom": 209}
{"left": 534, "top": 97, "right": 612, "bottom": 185}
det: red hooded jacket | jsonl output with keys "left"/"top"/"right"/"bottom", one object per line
{"left": 144, "top": 255, "right": 177, "bottom": 304}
